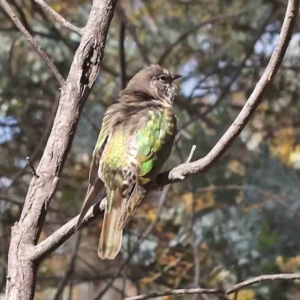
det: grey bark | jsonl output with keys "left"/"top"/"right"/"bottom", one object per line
{"left": 5, "top": 1, "right": 118, "bottom": 299}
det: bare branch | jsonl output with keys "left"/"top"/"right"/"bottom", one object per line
{"left": 5, "top": 0, "right": 118, "bottom": 299}
{"left": 125, "top": 288, "right": 224, "bottom": 300}
{"left": 34, "top": 0, "right": 84, "bottom": 35}
{"left": 226, "top": 273, "right": 300, "bottom": 295}
{"left": 26, "top": 157, "right": 39, "bottom": 178}
{"left": 156, "top": 0, "right": 299, "bottom": 186}
{"left": 186, "top": 145, "right": 197, "bottom": 163}
{"left": 0, "top": 0, "right": 65, "bottom": 87}
{"left": 125, "top": 273, "right": 300, "bottom": 300}
{"left": 6, "top": 95, "right": 59, "bottom": 192}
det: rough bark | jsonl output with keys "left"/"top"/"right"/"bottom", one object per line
{"left": 5, "top": 0, "right": 118, "bottom": 299}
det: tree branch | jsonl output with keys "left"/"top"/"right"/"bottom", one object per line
{"left": 156, "top": 0, "right": 299, "bottom": 186}
{"left": 125, "top": 288, "right": 224, "bottom": 300}
{"left": 226, "top": 273, "right": 300, "bottom": 295}
{"left": 4, "top": 0, "right": 118, "bottom": 299}
{"left": 33, "top": 0, "right": 84, "bottom": 35}
{"left": 125, "top": 273, "right": 300, "bottom": 300}
{"left": 0, "top": 0, "right": 65, "bottom": 87}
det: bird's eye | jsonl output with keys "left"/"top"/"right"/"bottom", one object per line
{"left": 158, "top": 75, "right": 168, "bottom": 81}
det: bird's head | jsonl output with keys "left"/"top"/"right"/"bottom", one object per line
{"left": 122, "top": 65, "right": 181, "bottom": 105}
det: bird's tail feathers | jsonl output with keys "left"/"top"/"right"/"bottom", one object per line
{"left": 118, "top": 184, "right": 147, "bottom": 229}
{"left": 98, "top": 189, "right": 124, "bottom": 260}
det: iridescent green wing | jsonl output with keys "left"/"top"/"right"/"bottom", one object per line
{"left": 117, "top": 108, "right": 176, "bottom": 229}
{"left": 136, "top": 108, "right": 176, "bottom": 185}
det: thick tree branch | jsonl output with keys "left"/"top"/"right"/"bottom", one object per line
{"left": 156, "top": 0, "right": 299, "bottom": 186}
{"left": 33, "top": 0, "right": 84, "bottom": 35}
{"left": 4, "top": 0, "right": 118, "bottom": 299}
{"left": 0, "top": 0, "right": 65, "bottom": 87}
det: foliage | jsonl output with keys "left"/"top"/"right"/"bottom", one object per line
{"left": 1, "top": 0, "right": 300, "bottom": 299}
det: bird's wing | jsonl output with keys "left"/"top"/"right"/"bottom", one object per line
{"left": 76, "top": 116, "right": 110, "bottom": 229}
{"left": 136, "top": 108, "right": 176, "bottom": 184}
{"left": 118, "top": 108, "right": 176, "bottom": 229}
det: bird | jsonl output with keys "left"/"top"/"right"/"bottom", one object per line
{"left": 76, "top": 65, "right": 181, "bottom": 260}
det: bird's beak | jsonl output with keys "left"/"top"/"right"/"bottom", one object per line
{"left": 171, "top": 74, "right": 182, "bottom": 82}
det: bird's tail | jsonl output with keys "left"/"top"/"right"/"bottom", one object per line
{"left": 98, "top": 189, "right": 123, "bottom": 260}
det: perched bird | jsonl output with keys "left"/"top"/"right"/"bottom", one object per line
{"left": 76, "top": 65, "right": 180, "bottom": 260}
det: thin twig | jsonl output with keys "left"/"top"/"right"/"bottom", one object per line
{"left": 33, "top": 0, "right": 84, "bottom": 35}
{"left": 226, "top": 273, "right": 300, "bottom": 295}
{"left": 26, "top": 157, "right": 39, "bottom": 178}
{"left": 6, "top": 94, "right": 59, "bottom": 191}
{"left": 0, "top": 0, "right": 65, "bottom": 87}
{"left": 186, "top": 145, "right": 197, "bottom": 163}
{"left": 125, "top": 288, "right": 224, "bottom": 300}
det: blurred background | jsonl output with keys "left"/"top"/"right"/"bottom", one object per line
{"left": 1, "top": 0, "right": 300, "bottom": 299}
